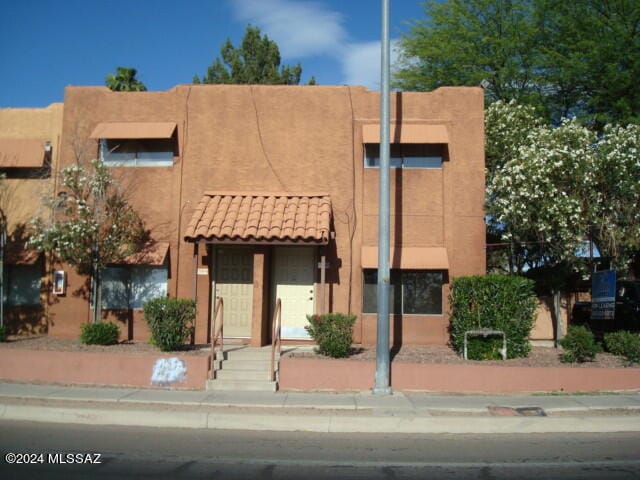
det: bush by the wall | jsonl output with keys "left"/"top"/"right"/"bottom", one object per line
{"left": 143, "top": 298, "right": 195, "bottom": 352}
{"left": 604, "top": 331, "right": 640, "bottom": 364}
{"left": 450, "top": 274, "right": 537, "bottom": 359}
{"left": 465, "top": 336, "right": 506, "bottom": 361}
{"left": 0, "top": 325, "right": 6, "bottom": 342}
{"left": 305, "top": 313, "right": 357, "bottom": 358}
{"left": 80, "top": 321, "right": 119, "bottom": 345}
{"left": 559, "top": 325, "right": 601, "bottom": 363}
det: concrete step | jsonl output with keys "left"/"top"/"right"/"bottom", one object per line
{"left": 221, "top": 359, "right": 276, "bottom": 371}
{"left": 206, "top": 379, "right": 277, "bottom": 392}
{"left": 209, "top": 345, "right": 279, "bottom": 391}
{"left": 215, "top": 369, "right": 273, "bottom": 381}
{"left": 224, "top": 348, "right": 273, "bottom": 361}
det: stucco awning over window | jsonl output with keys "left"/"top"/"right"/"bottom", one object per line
{"left": 184, "top": 192, "right": 332, "bottom": 244}
{"left": 5, "top": 244, "right": 41, "bottom": 265}
{"left": 117, "top": 242, "right": 169, "bottom": 265}
{"left": 89, "top": 122, "right": 177, "bottom": 139}
{"left": 0, "top": 139, "right": 45, "bottom": 168}
{"left": 361, "top": 246, "right": 449, "bottom": 270}
{"left": 362, "top": 124, "right": 449, "bottom": 144}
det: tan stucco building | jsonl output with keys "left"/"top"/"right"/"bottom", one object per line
{"left": 0, "top": 103, "right": 63, "bottom": 334}
{"left": 1, "top": 85, "right": 485, "bottom": 346}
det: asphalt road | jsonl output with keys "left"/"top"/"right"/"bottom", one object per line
{"left": 0, "top": 420, "right": 639, "bottom": 479}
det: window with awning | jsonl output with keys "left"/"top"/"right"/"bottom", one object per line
{"left": 90, "top": 122, "right": 177, "bottom": 167}
{"left": 89, "top": 122, "right": 176, "bottom": 140}
{"left": 362, "top": 123, "right": 449, "bottom": 169}
{"left": 362, "top": 123, "right": 449, "bottom": 144}
{"left": 2, "top": 265, "right": 41, "bottom": 307}
{"left": 0, "top": 139, "right": 47, "bottom": 168}
{"left": 363, "top": 269, "right": 444, "bottom": 315}
{"left": 360, "top": 246, "right": 449, "bottom": 270}
{"left": 102, "top": 242, "right": 170, "bottom": 309}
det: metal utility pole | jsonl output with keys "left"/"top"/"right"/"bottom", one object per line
{"left": 373, "top": 0, "right": 392, "bottom": 395}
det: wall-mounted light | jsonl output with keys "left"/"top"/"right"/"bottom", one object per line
{"left": 44, "top": 141, "right": 52, "bottom": 153}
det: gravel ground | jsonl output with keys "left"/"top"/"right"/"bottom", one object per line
{"left": 285, "top": 344, "right": 631, "bottom": 369}
{"left": 0, "top": 335, "right": 210, "bottom": 356}
{"left": 0, "top": 335, "right": 632, "bottom": 368}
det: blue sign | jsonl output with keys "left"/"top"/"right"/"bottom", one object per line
{"left": 591, "top": 270, "right": 616, "bottom": 320}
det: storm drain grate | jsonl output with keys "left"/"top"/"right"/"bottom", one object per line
{"left": 488, "top": 406, "right": 547, "bottom": 417}
{"left": 515, "top": 406, "right": 547, "bottom": 417}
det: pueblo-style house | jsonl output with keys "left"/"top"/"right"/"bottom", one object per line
{"left": 0, "top": 85, "right": 485, "bottom": 346}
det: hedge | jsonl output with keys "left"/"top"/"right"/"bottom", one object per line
{"left": 450, "top": 274, "right": 537, "bottom": 359}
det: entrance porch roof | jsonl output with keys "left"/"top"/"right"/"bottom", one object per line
{"left": 184, "top": 192, "right": 331, "bottom": 245}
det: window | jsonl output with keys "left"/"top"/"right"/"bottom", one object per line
{"left": 364, "top": 144, "right": 445, "bottom": 169}
{"left": 363, "top": 269, "right": 443, "bottom": 315}
{"left": 2, "top": 265, "right": 41, "bottom": 307}
{"left": 102, "top": 265, "right": 168, "bottom": 309}
{"left": 99, "top": 138, "right": 174, "bottom": 167}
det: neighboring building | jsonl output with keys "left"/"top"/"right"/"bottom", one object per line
{"left": 4, "top": 85, "right": 485, "bottom": 346}
{"left": 0, "top": 103, "right": 64, "bottom": 334}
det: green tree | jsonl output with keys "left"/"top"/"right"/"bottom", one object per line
{"left": 396, "top": 0, "right": 640, "bottom": 126}
{"left": 105, "top": 67, "right": 148, "bottom": 92}
{"left": 395, "top": 1, "right": 544, "bottom": 107}
{"left": 194, "top": 25, "right": 314, "bottom": 85}
{"left": 28, "top": 160, "right": 146, "bottom": 323}
{"left": 538, "top": 0, "right": 640, "bottom": 127}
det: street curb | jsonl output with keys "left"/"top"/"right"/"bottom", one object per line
{"left": 2, "top": 391, "right": 640, "bottom": 414}
{"left": 2, "top": 403, "right": 640, "bottom": 434}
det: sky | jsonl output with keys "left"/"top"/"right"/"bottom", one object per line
{"left": 0, "top": 0, "right": 425, "bottom": 108}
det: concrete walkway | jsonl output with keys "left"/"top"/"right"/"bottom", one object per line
{"left": 1, "top": 382, "right": 639, "bottom": 434}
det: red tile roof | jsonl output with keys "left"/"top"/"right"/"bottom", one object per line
{"left": 184, "top": 192, "right": 331, "bottom": 244}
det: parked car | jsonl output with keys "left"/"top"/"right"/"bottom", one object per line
{"left": 572, "top": 280, "right": 640, "bottom": 335}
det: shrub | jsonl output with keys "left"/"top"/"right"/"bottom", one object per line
{"left": 143, "top": 297, "right": 195, "bottom": 351}
{"left": 449, "top": 275, "right": 537, "bottom": 359}
{"left": 465, "top": 337, "right": 505, "bottom": 361}
{"left": 80, "top": 321, "right": 119, "bottom": 345}
{"left": 305, "top": 313, "right": 357, "bottom": 358}
{"left": 0, "top": 325, "right": 6, "bottom": 342}
{"left": 604, "top": 331, "right": 640, "bottom": 364}
{"left": 559, "top": 325, "right": 601, "bottom": 363}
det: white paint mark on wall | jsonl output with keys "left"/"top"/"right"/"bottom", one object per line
{"left": 151, "top": 358, "right": 187, "bottom": 386}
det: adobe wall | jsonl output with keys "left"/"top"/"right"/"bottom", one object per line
{"left": 0, "top": 103, "right": 64, "bottom": 334}
{"left": 355, "top": 87, "right": 485, "bottom": 344}
{"left": 0, "top": 103, "right": 64, "bottom": 230}
{"left": 52, "top": 85, "right": 485, "bottom": 345}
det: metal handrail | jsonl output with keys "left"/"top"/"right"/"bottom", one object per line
{"left": 210, "top": 297, "right": 224, "bottom": 380}
{"left": 270, "top": 298, "right": 282, "bottom": 381}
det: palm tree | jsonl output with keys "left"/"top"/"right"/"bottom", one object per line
{"left": 105, "top": 67, "right": 147, "bottom": 92}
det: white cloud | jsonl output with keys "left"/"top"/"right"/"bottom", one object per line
{"left": 342, "top": 39, "right": 401, "bottom": 89}
{"left": 230, "top": 0, "right": 401, "bottom": 88}
{"left": 231, "top": 0, "right": 347, "bottom": 58}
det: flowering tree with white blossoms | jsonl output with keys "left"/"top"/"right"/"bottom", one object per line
{"left": 486, "top": 100, "right": 640, "bottom": 274}
{"left": 28, "top": 159, "right": 145, "bottom": 323}
{"left": 590, "top": 124, "right": 640, "bottom": 265}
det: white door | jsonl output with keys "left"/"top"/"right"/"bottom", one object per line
{"left": 272, "top": 247, "right": 315, "bottom": 339}
{"left": 215, "top": 248, "right": 253, "bottom": 338}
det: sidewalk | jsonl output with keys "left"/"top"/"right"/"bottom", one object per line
{"left": 1, "top": 382, "right": 639, "bottom": 434}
